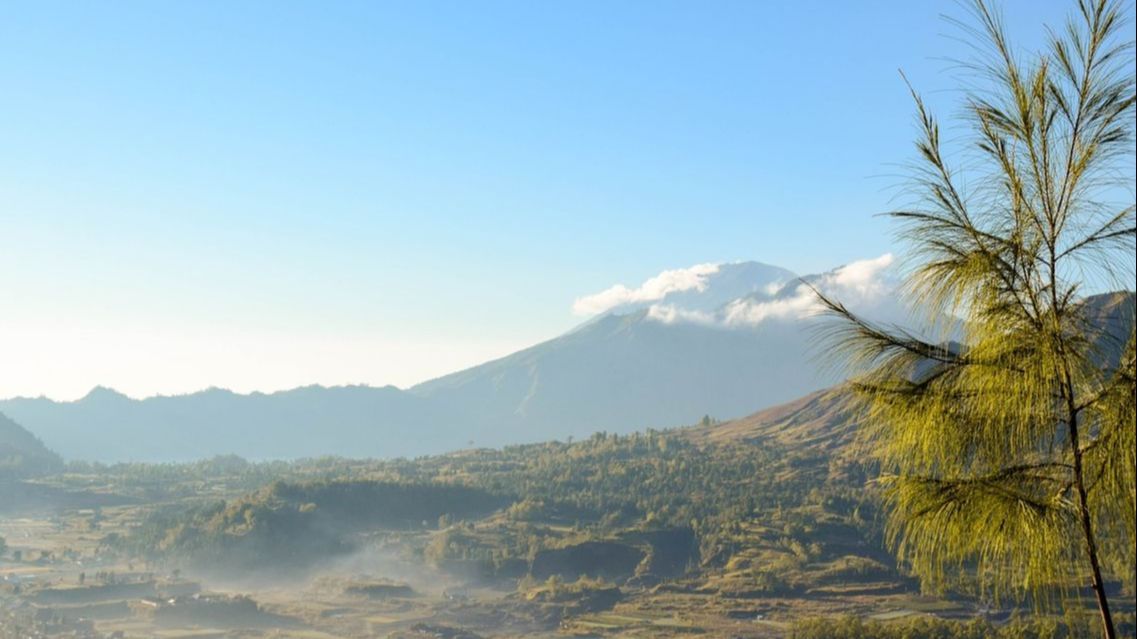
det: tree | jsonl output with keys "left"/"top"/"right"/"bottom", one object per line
{"left": 820, "top": 1, "right": 1135, "bottom": 637}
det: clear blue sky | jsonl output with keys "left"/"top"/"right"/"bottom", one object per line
{"left": 0, "top": 0, "right": 1089, "bottom": 399}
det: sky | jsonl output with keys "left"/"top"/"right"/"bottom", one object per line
{"left": 0, "top": 0, "right": 1098, "bottom": 400}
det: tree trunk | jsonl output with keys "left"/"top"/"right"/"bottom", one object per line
{"left": 1068, "top": 404, "right": 1117, "bottom": 639}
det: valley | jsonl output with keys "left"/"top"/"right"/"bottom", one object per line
{"left": 6, "top": 0, "right": 1136, "bottom": 635}
{"left": 3, "top": 390, "right": 1131, "bottom": 638}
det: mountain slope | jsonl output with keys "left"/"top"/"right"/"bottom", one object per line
{"left": 410, "top": 308, "right": 838, "bottom": 444}
{"left": 690, "top": 290, "right": 1136, "bottom": 455}
{"left": 0, "top": 411, "right": 64, "bottom": 478}
{"left": 1084, "top": 290, "right": 1137, "bottom": 365}
{"left": 686, "top": 387, "right": 859, "bottom": 455}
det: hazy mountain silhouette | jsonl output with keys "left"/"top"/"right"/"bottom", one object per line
{"left": 0, "top": 259, "right": 906, "bottom": 462}
{"left": 0, "top": 411, "right": 64, "bottom": 478}
{"left": 0, "top": 385, "right": 462, "bottom": 462}
{"left": 3, "top": 260, "right": 1125, "bottom": 464}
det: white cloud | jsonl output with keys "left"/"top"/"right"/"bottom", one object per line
{"left": 645, "top": 304, "right": 717, "bottom": 326}
{"left": 721, "top": 289, "right": 822, "bottom": 326}
{"left": 717, "top": 253, "right": 896, "bottom": 327}
{"left": 573, "top": 263, "right": 721, "bottom": 316}
{"left": 831, "top": 253, "right": 894, "bottom": 295}
{"left": 637, "top": 253, "right": 897, "bottom": 328}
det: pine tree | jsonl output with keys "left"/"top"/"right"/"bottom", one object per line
{"left": 821, "top": 1, "right": 1135, "bottom": 636}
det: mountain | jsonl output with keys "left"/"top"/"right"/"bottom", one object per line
{"left": 0, "top": 411, "right": 64, "bottom": 478}
{"left": 6, "top": 261, "right": 1124, "bottom": 465}
{"left": 689, "top": 290, "right": 1136, "bottom": 455}
{"left": 1, "top": 412, "right": 131, "bottom": 514}
{"left": 408, "top": 307, "right": 837, "bottom": 445}
{"left": 0, "top": 385, "right": 464, "bottom": 463}
{"left": 1084, "top": 290, "right": 1137, "bottom": 365}
{"left": 0, "top": 258, "right": 911, "bottom": 462}
{"left": 4, "top": 258, "right": 878, "bottom": 462}
{"left": 408, "top": 256, "right": 905, "bottom": 443}
{"left": 0, "top": 293, "right": 845, "bottom": 462}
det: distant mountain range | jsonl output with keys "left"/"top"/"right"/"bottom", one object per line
{"left": 1, "top": 258, "right": 1129, "bottom": 464}
{"left": 0, "top": 385, "right": 457, "bottom": 462}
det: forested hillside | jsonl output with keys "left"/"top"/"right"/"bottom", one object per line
{"left": 111, "top": 424, "right": 914, "bottom": 596}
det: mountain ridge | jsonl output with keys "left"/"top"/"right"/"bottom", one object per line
{"left": 0, "top": 411, "right": 64, "bottom": 478}
{"left": 3, "top": 253, "right": 1128, "bottom": 464}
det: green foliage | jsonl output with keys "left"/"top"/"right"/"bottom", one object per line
{"left": 821, "top": 0, "right": 1135, "bottom": 632}
{"left": 113, "top": 428, "right": 888, "bottom": 591}
{"left": 789, "top": 612, "right": 1134, "bottom": 639}
{"left": 115, "top": 479, "right": 506, "bottom": 572}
